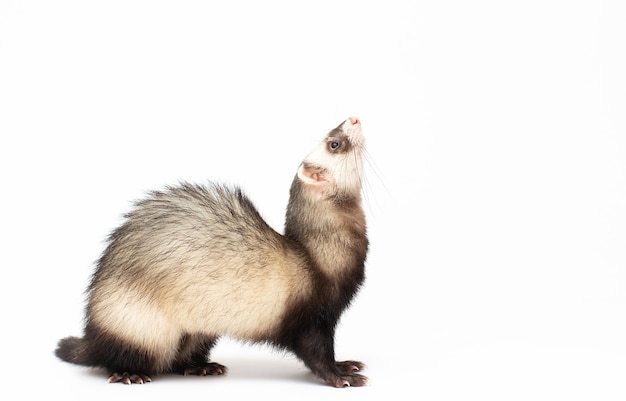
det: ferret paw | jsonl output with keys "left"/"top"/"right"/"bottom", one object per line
{"left": 336, "top": 360, "right": 366, "bottom": 374}
{"left": 328, "top": 372, "right": 368, "bottom": 388}
{"left": 108, "top": 372, "right": 152, "bottom": 384}
{"left": 183, "top": 362, "right": 227, "bottom": 376}
{"left": 327, "top": 361, "right": 367, "bottom": 387}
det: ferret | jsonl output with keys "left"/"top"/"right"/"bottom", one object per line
{"left": 55, "top": 117, "right": 369, "bottom": 388}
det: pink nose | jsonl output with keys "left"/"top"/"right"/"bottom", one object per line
{"left": 349, "top": 117, "right": 360, "bottom": 125}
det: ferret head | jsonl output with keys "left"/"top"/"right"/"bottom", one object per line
{"left": 297, "top": 117, "right": 365, "bottom": 201}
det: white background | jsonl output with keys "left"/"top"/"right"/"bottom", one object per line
{"left": 1, "top": 1, "right": 625, "bottom": 400}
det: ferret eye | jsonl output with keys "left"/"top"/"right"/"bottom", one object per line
{"left": 330, "top": 141, "right": 340, "bottom": 150}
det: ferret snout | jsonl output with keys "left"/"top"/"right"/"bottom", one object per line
{"left": 341, "top": 117, "right": 364, "bottom": 148}
{"left": 342, "top": 117, "right": 361, "bottom": 131}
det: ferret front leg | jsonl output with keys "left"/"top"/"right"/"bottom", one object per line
{"left": 292, "top": 328, "right": 368, "bottom": 388}
{"left": 172, "top": 335, "right": 227, "bottom": 377}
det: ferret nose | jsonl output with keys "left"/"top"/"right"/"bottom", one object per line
{"left": 340, "top": 117, "right": 363, "bottom": 141}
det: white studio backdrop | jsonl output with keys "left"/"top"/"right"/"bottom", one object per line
{"left": 1, "top": 1, "right": 624, "bottom": 400}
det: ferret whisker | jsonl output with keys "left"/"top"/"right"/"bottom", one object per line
{"left": 361, "top": 149, "right": 390, "bottom": 216}
{"left": 363, "top": 149, "right": 389, "bottom": 193}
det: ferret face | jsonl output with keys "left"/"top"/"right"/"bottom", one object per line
{"left": 297, "top": 117, "right": 365, "bottom": 199}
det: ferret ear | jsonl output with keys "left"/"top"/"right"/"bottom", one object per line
{"left": 297, "top": 164, "right": 327, "bottom": 188}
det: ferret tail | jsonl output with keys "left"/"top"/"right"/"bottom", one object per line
{"left": 55, "top": 336, "right": 93, "bottom": 366}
